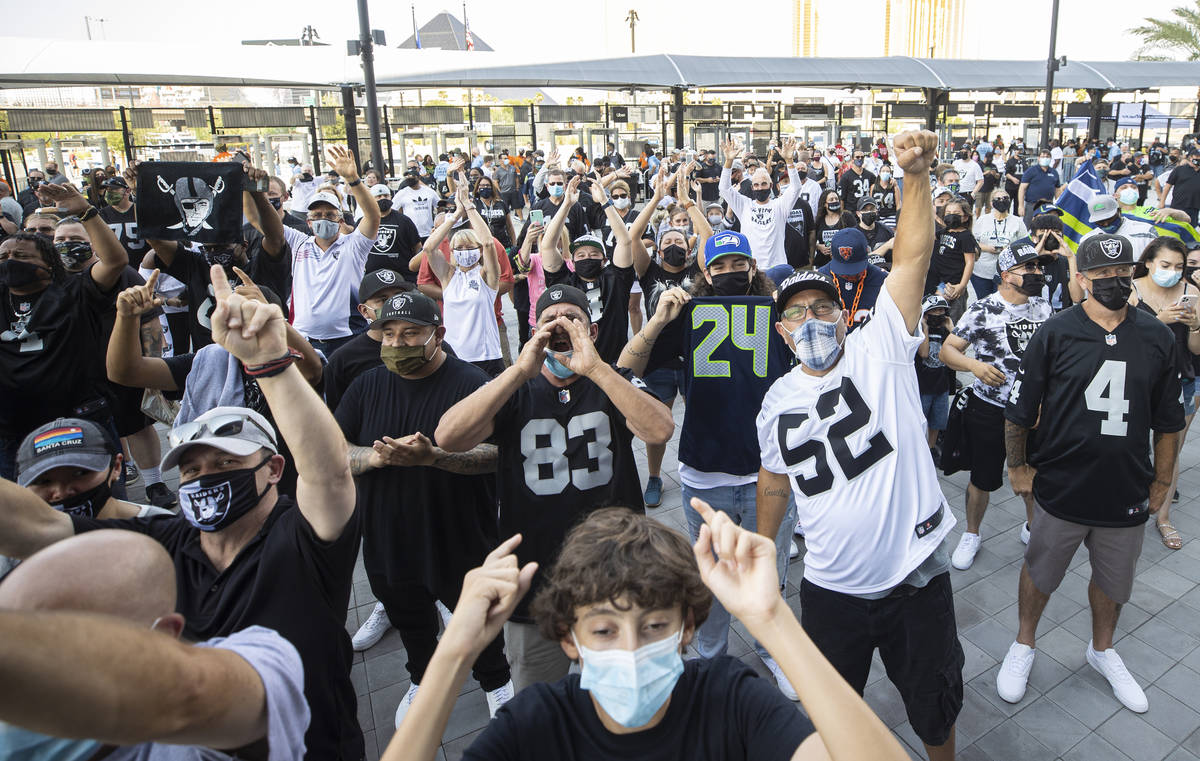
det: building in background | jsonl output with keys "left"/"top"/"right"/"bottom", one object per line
{"left": 793, "top": 0, "right": 820, "bottom": 57}
{"left": 885, "top": 0, "right": 966, "bottom": 58}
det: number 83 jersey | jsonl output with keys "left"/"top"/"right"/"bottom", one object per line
{"left": 757, "top": 285, "right": 954, "bottom": 595}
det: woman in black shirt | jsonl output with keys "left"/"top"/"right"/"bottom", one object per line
{"left": 926, "top": 197, "right": 978, "bottom": 321}
{"left": 813, "top": 188, "right": 857, "bottom": 268}
{"left": 473, "top": 175, "right": 515, "bottom": 250}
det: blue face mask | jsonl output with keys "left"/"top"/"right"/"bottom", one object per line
{"left": 310, "top": 218, "right": 339, "bottom": 240}
{"left": 574, "top": 626, "right": 685, "bottom": 728}
{"left": 1152, "top": 269, "right": 1183, "bottom": 288}
{"left": 549, "top": 185, "right": 565, "bottom": 199}
{"left": 790, "top": 314, "right": 844, "bottom": 371}
{"left": 544, "top": 349, "right": 575, "bottom": 379}
{"left": 0, "top": 722, "right": 101, "bottom": 761}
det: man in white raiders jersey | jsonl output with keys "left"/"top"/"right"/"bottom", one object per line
{"left": 997, "top": 233, "right": 1184, "bottom": 715}
{"left": 435, "top": 283, "right": 674, "bottom": 691}
{"left": 756, "top": 130, "right": 963, "bottom": 761}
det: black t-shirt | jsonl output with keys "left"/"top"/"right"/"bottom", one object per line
{"left": 812, "top": 212, "right": 856, "bottom": 268}
{"left": 839, "top": 169, "right": 876, "bottom": 209}
{"left": 872, "top": 182, "right": 899, "bottom": 222}
{"left": 981, "top": 167, "right": 1001, "bottom": 193}
{"left": 324, "top": 332, "right": 383, "bottom": 413}
{"left": 1004, "top": 157, "right": 1022, "bottom": 198}
{"left": 916, "top": 320, "right": 952, "bottom": 394}
{"left": 600, "top": 207, "right": 639, "bottom": 260}
{"left": 697, "top": 161, "right": 722, "bottom": 202}
{"left": 70, "top": 498, "right": 364, "bottom": 761}
{"left": 525, "top": 197, "right": 591, "bottom": 243}
{"left": 463, "top": 656, "right": 814, "bottom": 761}
{"left": 335, "top": 358, "right": 496, "bottom": 590}
{"left": 928, "top": 227, "right": 979, "bottom": 286}
{"left": 475, "top": 198, "right": 513, "bottom": 249}
{"left": 860, "top": 223, "right": 894, "bottom": 269}
{"left": 99, "top": 204, "right": 146, "bottom": 268}
{"left": 545, "top": 263, "right": 636, "bottom": 363}
{"left": 1006, "top": 305, "right": 1184, "bottom": 526}
{"left": 156, "top": 240, "right": 290, "bottom": 350}
{"left": 0, "top": 273, "right": 114, "bottom": 438}
{"left": 781, "top": 197, "right": 815, "bottom": 268}
{"left": 493, "top": 366, "right": 655, "bottom": 620}
{"left": 1040, "top": 251, "right": 1074, "bottom": 311}
{"left": 366, "top": 210, "right": 421, "bottom": 281}
{"left": 1168, "top": 164, "right": 1200, "bottom": 208}
{"left": 639, "top": 260, "right": 700, "bottom": 372}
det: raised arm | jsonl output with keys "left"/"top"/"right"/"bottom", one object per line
{"left": 0, "top": 480, "right": 75, "bottom": 559}
{"left": 37, "top": 182, "right": 125, "bottom": 291}
{"left": 107, "top": 271, "right": 180, "bottom": 391}
{"left": 590, "top": 179, "right": 633, "bottom": 269}
{"left": 885, "top": 130, "right": 939, "bottom": 333}
{"left": 540, "top": 175, "right": 580, "bottom": 274}
{"left": 414, "top": 206, "right": 460, "bottom": 287}
{"left": 208, "top": 265, "right": 354, "bottom": 542}
{"left": 677, "top": 161, "right": 714, "bottom": 243}
{"left": 0, "top": 609, "right": 277, "bottom": 750}
{"left": 616, "top": 287, "right": 690, "bottom": 376}
{"left": 326, "top": 146, "right": 379, "bottom": 240}
{"left": 243, "top": 166, "right": 285, "bottom": 258}
{"left": 460, "top": 182, "right": 500, "bottom": 290}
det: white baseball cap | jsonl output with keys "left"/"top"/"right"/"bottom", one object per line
{"left": 369, "top": 183, "right": 392, "bottom": 198}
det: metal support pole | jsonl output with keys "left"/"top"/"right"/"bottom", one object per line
{"left": 672, "top": 87, "right": 685, "bottom": 150}
{"left": 383, "top": 107, "right": 395, "bottom": 177}
{"left": 1138, "top": 100, "right": 1148, "bottom": 148}
{"left": 341, "top": 85, "right": 361, "bottom": 167}
{"left": 776, "top": 101, "right": 782, "bottom": 143}
{"left": 118, "top": 106, "right": 134, "bottom": 165}
{"left": 1057, "top": 102, "right": 1065, "bottom": 144}
{"left": 468, "top": 102, "right": 475, "bottom": 131}
{"left": 883, "top": 102, "right": 890, "bottom": 136}
{"left": 983, "top": 103, "right": 992, "bottom": 144}
{"left": 1039, "top": 0, "right": 1061, "bottom": 150}
{"left": 308, "top": 106, "right": 322, "bottom": 172}
{"left": 661, "top": 103, "right": 667, "bottom": 150}
{"left": 922, "top": 89, "right": 941, "bottom": 131}
{"left": 1193, "top": 100, "right": 1200, "bottom": 134}
{"left": 837, "top": 103, "right": 844, "bottom": 143}
{"left": 604, "top": 103, "right": 611, "bottom": 130}
{"left": 98, "top": 137, "right": 112, "bottom": 168}
{"left": 356, "top": 0, "right": 385, "bottom": 175}
{"left": 530, "top": 106, "right": 538, "bottom": 152}
{"left": 1087, "top": 90, "right": 1106, "bottom": 141}
{"left": 35, "top": 140, "right": 48, "bottom": 171}
{"left": 207, "top": 105, "right": 217, "bottom": 135}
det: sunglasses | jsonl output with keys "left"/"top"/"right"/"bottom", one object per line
{"left": 169, "top": 413, "right": 275, "bottom": 450}
{"left": 611, "top": 193, "right": 629, "bottom": 199}
{"left": 546, "top": 181, "right": 565, "bottom": 187}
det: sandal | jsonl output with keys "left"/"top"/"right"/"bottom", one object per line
{"left": 1158, "top": 521, "right": 1183, "bottom": 551}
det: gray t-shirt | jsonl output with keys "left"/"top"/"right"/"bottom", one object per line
{"left": 106, "top": 626, "right": 309, "bottom": 761}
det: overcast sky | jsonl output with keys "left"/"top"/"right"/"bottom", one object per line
{"left": 7, "top": 0, "right": 1186, "bottom": 63}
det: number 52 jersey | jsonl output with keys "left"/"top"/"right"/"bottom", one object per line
{"left": 757, "top": 284, "right": 954, "bottom": 595}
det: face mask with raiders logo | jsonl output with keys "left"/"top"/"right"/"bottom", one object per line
{"left": 178, "top": 456, "right": 273, "bottom": 532}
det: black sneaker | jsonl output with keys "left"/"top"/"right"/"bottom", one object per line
{"left": 124, "top": 461, "right": 140, "bottom": 485}
{"left": 145, "top": 482, "right": 178, "bottom": 509}
{"left": 1173, "top": 489, "right": 1180, "bottom": 503}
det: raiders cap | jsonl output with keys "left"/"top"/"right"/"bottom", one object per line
{"left": 369, "top": 183, "right": 392, "bottom": 198}
{"left": 776, "top": 269, "right": 840, "bottom": 312}
{"left": 358, "top": 268, "right": 413, "bottom": 303}
{"left": 307, "top": 191, "right": 342, "bottom": 211}
{"left": 1076, "top": 233, "right": 1134, "bottom": 272}
{"left": 568, "top": 233, "right": 605, "bottom": 254}
{"left": 921, "top": 294, "right": 950, "bottom": 315}
{"left": 16, "top": 418, "right": 117, "bottom": 487}
{"left": 997, "top": 237, "right": 1053, "bottom": 272}
{"left": 536, "top": 283, "right": 592, "bottom": 321}
{"left": 370, "top": 290, "right": 443, "bottom": 329}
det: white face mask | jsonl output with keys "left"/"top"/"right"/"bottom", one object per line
{"left": 613, "top": 197, "right": 631, "bottom": 210}
{"left": 1118, "top": 188, "right": 1139, "bottom": 206}
{"left": 454, "top": 247, "right": 482, "bottom": 268}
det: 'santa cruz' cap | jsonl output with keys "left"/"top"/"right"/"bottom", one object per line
{"left": 16, "top": 418, "right": 117, "bottom": 487}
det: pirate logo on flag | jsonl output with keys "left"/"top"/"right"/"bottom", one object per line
{"left": 137, "top": 162, "right": 244, "bottom": 244}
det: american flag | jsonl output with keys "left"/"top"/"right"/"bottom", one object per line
{"left": 463, "top": 2, "right": 474, "bottom": 50}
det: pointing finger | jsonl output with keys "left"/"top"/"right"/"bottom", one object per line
{"left": 144, "top": 268, "right": 160, "bottom": 292}
{"left": 232, "top": 266, "right": 255, "bottom": 288}
{"left": 210, "top": 264, "right": 233, "bottom": 301}
{"left": 486, "top": 533, "right": 524, "bottom": 564}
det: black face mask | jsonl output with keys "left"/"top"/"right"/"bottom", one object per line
{"left": 55, "top": 241, "right": 93, "bottom": 269}
{"left": 711, "top": 269, "right": 751, "bottom": 296}
{"left": 796, "top": 170, "right": 808, "bottom": 181}
{"left": 943, "top": 213, "right": 964, "bottom": 228}
{"left": 992, "top": 197, "right": 1011, "bottom": 213}
{"left": 300, "top": 172, "right": 313, "bottom": 182}
{"left": 1015, "top": 272, "right": 1046, "bottom": 296}
{"left": 662, "top": 244, "right": 688, "bottom": 267}
{"left": 52, "top": 467, "right": 114, "bottom": 518}
{"left": 268, "top": 197, "right": 283, "bottom": 210}
{"left": 178, "top": 456, "right": 273, "bottom": 532}
{"left": 477, "top": 187, "right": 493, "bottom": 198}
{"left": 827, "top": 202, "right": 841, "bottom": 212}
{"left": 377, "top": 199, "right": 393, "bottom": 214}
{"left": 860, "top": 212, "right": 877, "bottom": 226}
{"left": 0, "top": 258, "right": 50, "bottom": 288}
{"left": 574, "top": 258, "right": 604, "bottom": 280}
{"left": 1040, "top": 233, "right": 1060, "bottom": 252}
{"left": 203, "top": 248, "right": 236, "bottom": 268}
{"left": 751, "top": 188, "right": 772, "bottom": 202}
{"left": 1088, "top": 275, "right": 1133, "bottom": 311}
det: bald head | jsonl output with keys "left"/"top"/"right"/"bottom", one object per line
{"left": 0, "top": 530, "right": 176, "bottom": 628}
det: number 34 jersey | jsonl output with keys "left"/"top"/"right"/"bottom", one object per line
{"left": 493, "top": 366, "right": 655, "bottom": 621}
{"left": 1006, "top": 305, "right": 1184, "bottom": 527}
{"left": 758, "top": 285, "right": 954, "bottom": 595}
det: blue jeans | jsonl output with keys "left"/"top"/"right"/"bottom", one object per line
{"left": 970, "top": 274, "right": 998, "bottom": 300}
{"left": 682, "top": 481, "right": 797, "bottom": 660}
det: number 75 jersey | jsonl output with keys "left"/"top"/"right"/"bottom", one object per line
{"left": 757, "top": 285, "right": 954, "bottom": 595}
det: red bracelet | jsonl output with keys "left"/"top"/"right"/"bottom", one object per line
{"left": 242, "top": 349, "right": 303, "bottom": 378}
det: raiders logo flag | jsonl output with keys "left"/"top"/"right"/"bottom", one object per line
{"left": 136, "top": 162, "right": 244, "bottom": 243}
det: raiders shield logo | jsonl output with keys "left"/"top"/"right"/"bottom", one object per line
{"left": 374, "top": 226, "right": 396, "bottom": 251}
{"left": 1005, "top": 317, "right": 1041, "bottom": 356}
{"left": 180, "top": 481, "right": 232, "bottom": 527}
{"left": 376, "top": 270, "right": 396, "bottom": 284}
{"left": 550, "top": 289, "right": 563, "bottom": 301}
{"left": 390, "top": 294, "right": 411, "bottom": 310}
{"left": 1099, "top": 238, "right": 1123, "bottom": 259}
{"left": 838, "top": 246, "right": 854, "bottom": 261}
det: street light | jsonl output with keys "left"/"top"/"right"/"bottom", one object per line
{"left": 350, "top": 0, "right": 386, "bottom": 176}
{"left": 1040, "top": 0, "right": 1062, "bottom": 151}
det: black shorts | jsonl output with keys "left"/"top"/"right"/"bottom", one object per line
{"left": 501, "top": 190, "right": 525, "bottom": 210}
{"left": 964, "top": 394, "right": 1006, "bottom": 492}
{"left": 111, "top": 382, "right": 153, "bottom": 438}
{"left": 800, "top": 572, "right": 964, "bottom": 747}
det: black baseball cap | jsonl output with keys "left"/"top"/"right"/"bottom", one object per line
{"left": 102, "top": 176, "right": 129, "bottom": 190}
{"left": 369, "top": 291, "right": 442, "bottom": 329}
{"left": 535, "top": 283, "right": 592, "bottom": 321}
{"left": 776, "top": 269, "right": 840, "bottom": 312}
{"left": 358, "top": 268, "right": 413, "bottom": 303}
{"left": 998, "top": 238, "right": 1053, "bottom": 272}
{"left": 16, "top": 418, "right": 117, "bottom": 487}
{"left": 1076, "top": 233, "right": 1134, "bottom": 272}
{"left": 857, "top": 196, "right": 878, "bottom": 211}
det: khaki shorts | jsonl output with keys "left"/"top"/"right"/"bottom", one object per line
{"left": 504, "top": 620, "right": 572, "bottom": 692}
{"left": 1024, "top": 503, "right": 1144, "bottom": 604}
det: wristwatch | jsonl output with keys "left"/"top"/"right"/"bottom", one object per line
{"left": 79, "top": 206, "right": 99, "bottom": 222}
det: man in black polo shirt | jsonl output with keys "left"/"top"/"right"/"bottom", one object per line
{"left": 0, "top": 265, "right": 364, "bottom": 761}
{"left": 1163, "top": 147, "right": 1200, "bottom": 224}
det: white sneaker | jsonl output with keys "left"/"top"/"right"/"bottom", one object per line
{"left": 1087, "top": 642, "right": 1148, "bottom": 713}
{"left": 794, "top": 516, "right": 805, "bottom": 537}
{"left": 436, "top": 600, "right": 453, "bottom": 630}
{"left": 351, "top": 602, "right": 391, "bottom": 652}
{"left": 485, "top": 679, "right": 515, "bottom": 718}
{"left": 1020, "top": 522, "right": 1030, "bottom": 545}
{"left": 996, "top": 642, "right": 1035, "bottom": 703}
{"left": 393, "top": 682, "right": 419, "bottom": 728}
{"left": 789, "top": 540, "right": 800, "bottom": 559}
{"left": 951, "top": 532, "right": 982, "bottom": 570}
{"left": 761, "top": 655, "right": 799, "bottom": 701}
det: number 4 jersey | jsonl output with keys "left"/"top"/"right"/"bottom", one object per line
{"left": 757, "top": 284, "right": 954, "bottom": 595}
{"left": 1006, "top": 305, "right": 1184, "bottom": 527}
{"left": 493, "top": 366, "right": 656, "bottom": 620}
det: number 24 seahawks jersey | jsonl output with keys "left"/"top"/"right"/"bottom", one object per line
{"left": 757, "top": 284, "right": 954, "bottom": 595}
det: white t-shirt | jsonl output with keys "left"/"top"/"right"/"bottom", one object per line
{"left": 719, "top": 166, "right": 803, "bottom": 269}
{"left": 282, "top": 225, "right": 373, "bottom": 340}
{"left": 757, "top": 284, "right": 955, "bottom": 594}
{"left": 954, "top": 159, "right": 984, "bottom": 193}
{"left": 289, "top": 177, "right": 320, "bottom": 214}
{"left": 1050, "top": 146, "right": 1064, "bottom": 167}
{"left": 394, "top": 185, "right": 439, "bottom": 237}
{"left": 971, "top": 213, "right": 1028, "bottom": 280}
{"left": 1080, "top": 218, "right": 1159, "bottom": 260}
{"left": 442, "top": 265, "right": 501, "bottom": 362}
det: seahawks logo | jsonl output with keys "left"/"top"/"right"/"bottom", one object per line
{"left": 713, "top": 233, "right": 740, "bottom": 248}
{"left": 376, "top": 270, "right": 396, "bottom": 284}
{"left": 1099, "top": 238, "right": 1123, "bottom": 259}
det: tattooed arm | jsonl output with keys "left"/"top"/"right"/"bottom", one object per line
{"left": 139, "top": 318, "right": 164, "bottom": 358}
{"left": 347, "top": 438, "right": 498, "bottom": 476}
{"left": 348, "top": 445, "right": 379, "bottom": 477}
{"left": 1004, "top": 420, "right": 1035, "bottom": 497}
{"left": 428, "top": 444, "right": 498, "bottom": 475}
{"left": 756, "top": 468, "right": 792, "bottom": 541}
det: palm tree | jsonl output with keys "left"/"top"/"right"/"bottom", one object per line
{"left": 1130, "top": 1, "right": 1200, "bottom": 60}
